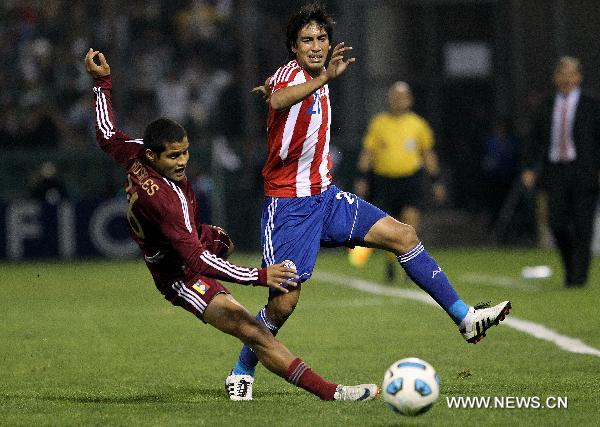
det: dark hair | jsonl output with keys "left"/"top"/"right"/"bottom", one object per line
{"left": 286, "top": 2, "right": 335, "bottom": 60}
{"left": 143, "top": 118, "right": 187, "bottom": 154}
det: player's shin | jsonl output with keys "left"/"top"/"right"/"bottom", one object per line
{"left": 397, "top": 243, "right": 469, "bottom": 324}
{"left": 232, "top": 306, "right": 281, "bottom": 376}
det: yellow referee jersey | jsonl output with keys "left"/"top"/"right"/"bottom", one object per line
{"left": 363, "top": 112, "right": 434, "bottom": 178}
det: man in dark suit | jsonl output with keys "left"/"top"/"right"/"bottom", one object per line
{"left": 522, "top": 56, "right": 600, "bottom": 287}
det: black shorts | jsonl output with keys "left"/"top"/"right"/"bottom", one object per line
{"left": 370, "top": 169, "right": 425, "bottom": 216}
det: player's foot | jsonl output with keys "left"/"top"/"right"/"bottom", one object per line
{"left": 333, "top": 384, "right": 380, "bottom": 401}
{"left": 225, "top": 373, "right": 254, "bottom": 401}
{"left": 459, "top": 301, "right": 512, "bottom": 344}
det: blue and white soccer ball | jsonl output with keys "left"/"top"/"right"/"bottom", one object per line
{"left": 382, "top": 357, "right": 440, "bottom": 416}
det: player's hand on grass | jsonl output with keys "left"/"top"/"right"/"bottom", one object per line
{"left": 325, "top": 42, "right": 355, "bottom": 81}
{"left": 85, "top": 48, "right": 111, "bottom": 78}
{"left": 264, "top": 262, "right": 299, "bottom": 293}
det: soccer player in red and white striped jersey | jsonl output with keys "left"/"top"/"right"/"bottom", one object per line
{"left": 263, "top": 59, "right": 333, "bottom": 197}
{"left": 85, "top": 48, "right": 379, "bottom": 402}
{"left": 228, "top": 3, "right": 511, "bottom": 398}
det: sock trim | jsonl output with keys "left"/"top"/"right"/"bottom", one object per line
{"left": 397, "top": 242, "right": 424, "bottom": 263}
{"left": 258, "top": 307, "right": 278, "bottom": 332}
{"left": 449, "top": 299, "right": 470, "bottom": 324}
{"left": 287, "top": 359, "right": 309, "bottom": 385}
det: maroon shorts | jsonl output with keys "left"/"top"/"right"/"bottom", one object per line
{"left": 164, "top": 275, "right": 230, "bottom": 323}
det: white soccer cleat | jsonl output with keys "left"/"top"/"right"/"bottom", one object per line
{"left": 333, "top": 384, "right": 380, "bottom": 401}
{"left": 459, "top": 301, "right": 512, "bottom": 344}
{"left": 225, "top": 374, "right": 254, "bottom": 401}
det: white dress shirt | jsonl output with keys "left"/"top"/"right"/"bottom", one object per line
{"left": 549, "top": 88, "right": 580, "bottom": 163}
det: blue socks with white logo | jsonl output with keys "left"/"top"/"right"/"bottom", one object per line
{"left": 232, "top": 307, "right": 279, "bottom": 376}
{"left": 398, "top": 243, "right": 469, "bottom": 324}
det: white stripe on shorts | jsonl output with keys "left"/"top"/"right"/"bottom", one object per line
{"left": 172, "top": 281, "right": 207, "bottom": 314}
{"left": 263, "top": 198, "right": 277, "bottom": 266}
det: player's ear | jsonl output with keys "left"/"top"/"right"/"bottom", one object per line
{"left": 145, "top": 149, "right": 157, "bottom": 163}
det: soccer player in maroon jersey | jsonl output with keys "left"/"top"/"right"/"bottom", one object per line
{"left": 227, "top": 2, "right": 512, "bottom": 400}
{"left": 84, "top": 48, "right": 379, "bottom": 402}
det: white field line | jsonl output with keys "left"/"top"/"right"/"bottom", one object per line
{"left": 314, "top": 271, "right": 600, "bottom": 358}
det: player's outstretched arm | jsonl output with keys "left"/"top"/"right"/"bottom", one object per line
{"left": 269, "top": 74, "right": 329, "bottom": 111}
{"left": 85, "top": 48, "right": 110, "bottom": 78}
{"left": 85, "top": 48, "right": 140, "bottom": 168}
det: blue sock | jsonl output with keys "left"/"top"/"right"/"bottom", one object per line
{"left": 232, "top": 307, "right": 280, "bottom": 376}
{"left": 398, "top": 243, "right": 469, "bottom": 324}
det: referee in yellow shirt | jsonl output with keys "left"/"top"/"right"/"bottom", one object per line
{"left": 353, "top": 81, "right": 445, "bottom": 281}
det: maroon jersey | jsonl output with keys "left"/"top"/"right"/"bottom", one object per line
{"left": 92, "top": 75, "right": 267, "bottom": 294}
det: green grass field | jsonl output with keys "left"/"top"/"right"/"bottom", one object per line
{"left": 2, "top": 248, "right": 599, "bottom": 426}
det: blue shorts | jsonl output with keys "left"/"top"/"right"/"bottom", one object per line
{"left": 261, "top": 185, "right": 387, "bottom": 284}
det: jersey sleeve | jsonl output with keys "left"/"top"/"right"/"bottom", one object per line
{"left": 92, "top": 75, "right": 144, "bottom": 169}
{"left": 145, "top": 191, "right": 266, "bottom": 286}
{"left": 268, "top": 62, "right": 306, "bottom": 94}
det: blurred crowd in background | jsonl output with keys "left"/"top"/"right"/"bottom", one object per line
{"left": 0, "top": 0, "right": 241, "bottom": 153}
{"left": 2, "top": 0, "right": 584, "bottom": 249}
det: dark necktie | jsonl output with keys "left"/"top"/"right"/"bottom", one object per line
{"left": 558, "top": 97, "right": 569, "bottom": 161}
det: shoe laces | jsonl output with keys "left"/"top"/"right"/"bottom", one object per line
{"left": 236, "top": 379, "right": 250, "bottom": 397}
{"left": 228, "top": 379, "right": 250, "bottom": 397}
{"left": 474, "top": 301, "right": 491, "bottom": 310}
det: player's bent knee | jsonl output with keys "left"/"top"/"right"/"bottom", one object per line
{"left": 385, "top": 220, "right": 419, "bottom": 255}
{"left": 398, "top": 223, "right": 419, "bottom": 251}
{"left": 366, "top": 216, "right": 420, "bottom": 254}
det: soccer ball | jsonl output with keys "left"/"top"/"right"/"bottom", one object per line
{"left": 382, "top": 357, "right": 440, "bottom": 416}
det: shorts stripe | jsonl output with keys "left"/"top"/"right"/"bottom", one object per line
{"left": 348, "top": 198, "right": 360, "bottom": 241}
{"left": 263, "top": 198, "right": 277, "bottom": 266}
{"left": 172, "top": 281, "right": 207, "bottom": 314}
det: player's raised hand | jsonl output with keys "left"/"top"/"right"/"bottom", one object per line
{"left": 85, "top": 48, "right": 111, "bottom": 78}
{"left": 263, "top": 262, "right": 299, "bottom": 293}
{"left": 325, "top": 42, "right": 355, "bottom": 81}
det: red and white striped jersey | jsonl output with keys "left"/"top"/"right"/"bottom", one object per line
{"left": 92, "top": 75, "right": 266, "bottom": 291}
{"left": 262, "top": 60, "right": 332, "bottom": 197}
